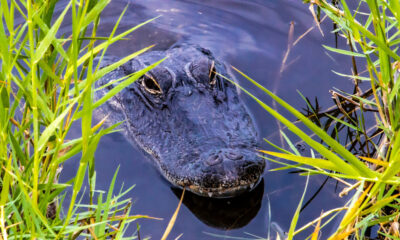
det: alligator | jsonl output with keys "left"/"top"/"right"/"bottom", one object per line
{"left": 95, "top": 44, "right": 265, "bottom": 198}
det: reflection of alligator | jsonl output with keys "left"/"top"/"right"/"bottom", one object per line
{"left": 171, "top": 179, "right": 264, "bottom": 229}
{"left": 96, "top": 44, "right": 265, "bottom": 197}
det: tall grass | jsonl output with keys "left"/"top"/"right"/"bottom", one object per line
{"left": 0, "top": 0, "right": 161, "bottom": 238}
{"left": 233, "top": 0, "right": 400, "bottom": 239}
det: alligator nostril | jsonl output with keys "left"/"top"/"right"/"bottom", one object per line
{"left": 225, "top": 151, "right": 243, "bottom": 160}
{"left": 205, "top": 154, "right": 223, "bottom": 166}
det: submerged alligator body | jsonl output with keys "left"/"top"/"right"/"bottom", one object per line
{"left": 96, "top": 44, "right": 265, "bottom": 198}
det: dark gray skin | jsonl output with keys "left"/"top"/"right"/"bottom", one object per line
{"left": 95, "top": 44, "right": 265, "bottom": 198}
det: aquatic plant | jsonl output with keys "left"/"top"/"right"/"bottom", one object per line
{"left": 232, "top": 0, "right": 400, "bottom": 239}
{"left": 0, "top": 0, "right": 161, "bottom": 238}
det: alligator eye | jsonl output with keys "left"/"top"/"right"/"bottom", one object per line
{"left": 142, "top": 74, "right": 162, "bottom": 94}
{"left": 209, "top": 61, "right": 217, "bottom": 85}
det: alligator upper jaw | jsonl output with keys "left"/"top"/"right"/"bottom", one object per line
{"left": 158, "top": 147, "right": 266, "bottom": 198}
{"left": 186, "top": 176, "right": 263, "bottom": 198}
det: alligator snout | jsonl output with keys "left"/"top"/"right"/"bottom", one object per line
{"left": 181, "top": 148, "right": 265, "bottom": 198}
{"left": 96, "top": 44, "right": 265, "bottom": 198}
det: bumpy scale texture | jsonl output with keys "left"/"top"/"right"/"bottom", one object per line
{"left": 95, "top": 44, "right": 265, "bottom": 197}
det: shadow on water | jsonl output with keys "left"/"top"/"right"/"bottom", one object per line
{"left": 171, "top": 179, "right": 264, "bottom": 230}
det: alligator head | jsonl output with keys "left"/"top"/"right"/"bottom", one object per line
{"left": 96, "top": 44, "right": 265, "bottom": 197}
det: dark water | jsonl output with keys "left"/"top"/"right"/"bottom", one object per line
{"left": 60, "top": 0, "right": 355, "bottom": 239}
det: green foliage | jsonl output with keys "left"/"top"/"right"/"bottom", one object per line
{"left": 235, "top": 0, "right": 400, "bottom": 238}
{"left": 0, "top": 0, "right": 161, "bottom": 238}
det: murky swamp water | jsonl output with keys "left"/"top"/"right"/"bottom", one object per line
{"left": 59, "top": 0, "right": 358, "bottom": 239}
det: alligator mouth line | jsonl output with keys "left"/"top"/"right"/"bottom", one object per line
{"left": 188, "top": 177, "right": 262, "bottom": 198}
{"left": 166, "top": 174, "right": 263, "bottom": 198}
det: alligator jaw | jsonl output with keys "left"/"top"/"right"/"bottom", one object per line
{"left": 183, "top": 177, "right": 263, "bottom": 198}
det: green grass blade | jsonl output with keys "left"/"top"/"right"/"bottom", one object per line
{"left": 231, "top": 67, "right": 376, "bottom": 178}
{"left": 37, "top": 96, "right": 79, "bottom": 151}
{"left": 287, "top": 174, "right": 310, "bottom": 239}
{"left": 260, "top": 150, "right": 354, "bottom": 174}
{"left": 33, "top": 2, "right": 71, "bottom": 64}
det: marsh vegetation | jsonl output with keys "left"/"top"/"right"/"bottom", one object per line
{"left": 244, "top": 0, "right": 400, "bottom": 239}
{"left": 0, "top": 0, "right": 161, "bottom": 238}
{"left": 1, "top": 0, "right": 399, "bottom": 239}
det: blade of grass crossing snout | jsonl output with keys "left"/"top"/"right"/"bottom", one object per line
{"left": 287, "top": 174, "right": 310, "bottom": 239}
{"left": 72, "top": 56, "right": 165, "bottom": 120}
{"left": 94, "top": 45, "right": 155, "bottom": 81}
{"left": 90, "top": 57, "right": 166, "bottom": 110}
{"left": 230, "top": 67, "right": 376, "bottom": 179}
{"left": 68, "top": 45, "right": 155, "bottom": 99}
{"left": 161, "top": 188, "right": 185, "bottom": 240}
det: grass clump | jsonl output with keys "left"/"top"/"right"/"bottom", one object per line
{"left": 0, "top": 0, "right": 160, "bottom": 238}
{"left": 232, "top": 0, "right": 400, "bottom": 239}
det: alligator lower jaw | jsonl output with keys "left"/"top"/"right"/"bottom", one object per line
{"left": 184, "top": 177, "right": 263, "bottom": 198}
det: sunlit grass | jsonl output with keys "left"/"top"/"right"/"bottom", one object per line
{"left": 0, "top": 0, "right": 162, "bottom": 238}
{"left": 231, "top": 0, "right": 400, "bottom": 239}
